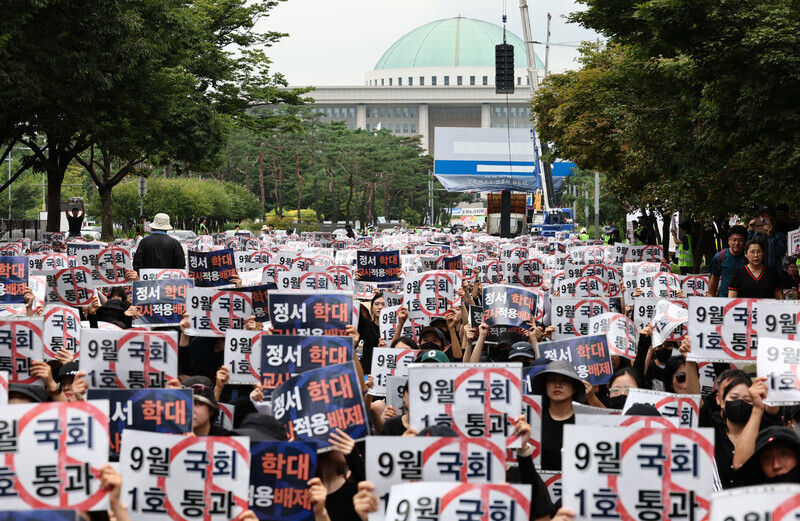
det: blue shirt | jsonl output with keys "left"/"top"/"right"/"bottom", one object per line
{"left": 710, "top": 249, "right": 745, "bottom": 297}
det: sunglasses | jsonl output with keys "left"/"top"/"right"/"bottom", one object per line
{"left": 184, "top": 383, "right": 211, "bottom": 395}
{"left": 675, "top": 372, "right": 687, "bottom": 384}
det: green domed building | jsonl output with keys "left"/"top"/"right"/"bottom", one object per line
{"left": 303, "top": 17, "right": 543, "bottom": 153}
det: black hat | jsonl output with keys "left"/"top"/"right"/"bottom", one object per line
{"left": 530, "top": 360, "right": 586, "bottom": 403}
{"left": 418, "top": 424, "right": 458, "bottom": 437}
{"left": 508, "top": 341, "right": 535, "bottom": 360}
{"left": 8, "top": 383, "right": 49, "bottom": 403}
{"left": 232, "top": 413, "right": 288, "bottom": 442}
{"left": 96, "top": 299, "right": 127, "bottom": 324}
{"left": 498, "top": 331, "right": 524, "bottom": 347}
{"left": 624, "top": 403, "right": 662, "bottom": 417}
{"left": 739, "top": 426, "right": 800, "bottom": 484}
{"left": 182, "top": 375, "right": 219, "bottom": 410}
{"left": 418, "top": 326, "right": 446, "bottom": 346}
{"left": 57, "top": 362, "right": 80, "bottom": 381}
{"left": 759, "top": 204, "right": 775, "bottom": 215}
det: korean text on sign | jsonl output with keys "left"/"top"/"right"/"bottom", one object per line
{"left": 538, "top": 335, "right": 614, "bottom": 386}
{"left": 249, "top": 441, "right": 317, "bottom": 521}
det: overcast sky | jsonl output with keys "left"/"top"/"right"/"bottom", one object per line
{"left": 259, "top": 0, "right": 602, "bottom": 87}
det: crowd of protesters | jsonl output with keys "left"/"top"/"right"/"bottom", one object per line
{"left": 5, "top": 203, "right": 800, "bottom": 521}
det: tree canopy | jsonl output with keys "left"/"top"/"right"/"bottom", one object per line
{"left": 532, "top": 0, "right": 800, "bottom": 223}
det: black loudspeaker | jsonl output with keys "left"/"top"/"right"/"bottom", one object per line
{"left": 495, "top": 43, "right": 515, "bottom": 94}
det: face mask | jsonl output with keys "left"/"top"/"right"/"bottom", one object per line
{"left": 608, "top": 395, "right": 628, "bottom": 410}
{"left": 768, "top": 464, "right": 800, "bottom": 484}
{"left": 793, "top": 424, "right": 800, "bottom": 439}
{"left": 419, "top": 342, "right": 440, "bottom": 351}
{"left": 655, "top": 348, "right": 672, "bottom": 364}
{"left": 724, "top": 399, "right": 753, "bottom": 424}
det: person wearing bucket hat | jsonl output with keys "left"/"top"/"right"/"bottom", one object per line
{"left": 8, "top": 383, "right": 50, "bottom": 404}
{"left": 132, "top": 212, "right": 186, "bottom": 273}
{"left": 182, "top": 375, "right": 229, "bottom": 436}
{"left": 531, "top": 360, "right": 587, "bottom": 471}
{"left": 735, "top": 426, "right": 800, "bottom": 485}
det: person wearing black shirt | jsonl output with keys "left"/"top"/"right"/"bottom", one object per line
{"left": 530, "top": 360, "right": 586, "bottom": 471}
{"left": 131, "top": 213, "right": 186, "bottom": 272}
{"left": 65, "top": 200, "right": 84, "bottom": 238}
{"left": 728, "top": 239, "right": 783, "bottom": 299}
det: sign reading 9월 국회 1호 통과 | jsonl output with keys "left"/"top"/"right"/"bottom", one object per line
{"left": 0, "top": 400, "right": 111, "bottom": 511}
{"left": 79, "top": 329, "right": 178, "bottom": 389}
{"left": 120, "top": 430, "right": 250, "bottom": 521}
{"left": 0, "top": 318, "right": 45, "bottom": 384}
{"left": 562, "top": 424, "right": 715, "bottom": 521}
{"left": 270, "top": 362, "right": 368, "bottom": 450}
{"left": 408, "top": 362, "right": 523, "bottom": 449}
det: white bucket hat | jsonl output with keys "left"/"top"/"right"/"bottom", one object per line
{"left": 150, "top": 213, "right": 173, "bottom": 231}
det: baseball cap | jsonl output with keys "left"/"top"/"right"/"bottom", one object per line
{"left": 418, "top": 326, "right": 446, "bottom": 346}
{"left": 508, "top": 341, "right": 535, "bottom": 360}
{"left": 8, "top": 384, "right": 49, "bottom": 403}
{"left": 416, "top": 350, "right": 450, "bottom": 364}
{"left": 182, "top": 375, "right": 219, "bottom": 410}
{"left": 57, "top": 362, "right": 80, "bottom": 381}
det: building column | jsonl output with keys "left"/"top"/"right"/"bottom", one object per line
{"left": 418, "top": 103, "right": 429, "bottom": 153}
{"left": 481, "top": 103, "right": 491, "bottom": 128}
{"left": 356, "top": 104, "right": 367, "bottom": 130}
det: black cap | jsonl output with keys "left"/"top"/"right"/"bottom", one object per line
{"left": 418, "top": 326, "right": 446, "bottom": 346}
{"left": 418, "top": 424, "right": 458, "bottom": 437}
{"left": 739, "top": 426, "right": 800, "bottom": 483}
{"left": 182, "top": 375, "right": 219, "bottom": 410}
{"left": 759, "top": 204, "right": 775, "bottom": 215}
{"left": 57, "top": 362, "right": 80, "bottom": 381}
{"left": 508, "top": 341, "right": 535, "bottom": 360}
{"left": 498, "top": 331, "right": 524, "bottom": 347}
{"left": 233, "top": 413, "right": 288, "bottom": 442}
{"left": 624, "top": 403, "right": 662, "bottom": 417}
{"left": 8, "top": 384, "right": 49, "bottom": 403}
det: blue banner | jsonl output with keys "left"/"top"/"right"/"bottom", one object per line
{"left": 87, "top": 388, "right": 192, "bottom": 458}
{"left": 482, "top": 285, "right": 537, "bottom": 329}
{"left": 439, "top": 255, "right": 463, "bottom": 271}
{"left": 356, "top": 250, "right": 401, "bottom": 282}
{"left": 271, "top": 362, "right": 368, "bottom": 449}
{"left": 132, "top": 279, "right": 193, "bottom": 326}
{"left": 268, "top": 291, "right": 355, "bottom": 336}
{"left": 188, "top": 248, "right": 237, "bottom": 287}
{"left": 261, "top": 335, "right": 354, "bottom": 391}
{"left": 240, "top": 283, "right": 277, "bottom": 323}
{"left": 0, "top": 256, "right": 28, "bottom": 304}
{"left": 249, "top": 441, "right": 317, "bottom": 521}
{"left": 537, "top": 334, "right": 614, "bottom": 386}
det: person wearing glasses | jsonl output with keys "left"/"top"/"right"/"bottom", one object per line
{"left": 707, "top": 224, "right": 748, "bottom": 297}
{"left": 606, "top": 367, "right": 647, "bottom": 410}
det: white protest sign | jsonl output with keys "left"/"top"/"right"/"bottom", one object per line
{"left": 45, "top": 267, "right": 95, "bottom": 306}
{"left": 139, "top": 268, "right": 189, "bottom": 281}
{"left": 408, "top": 362, "right": 522, "bottom": 449}
{"left": 365, "top": 437, "right": 508, "bottom": 521}
{"left": 682, "top": 274, "right": 710, "bottom": 296}
{"left": 633, "top": 297, "right": 688, "bottom": 343}
{"left": 120, "top": 430, "right": 250, "bottom": 521}
{"left": 43, "top": 305, "right": 81, "bottom": 359}
{"left": 755, "top": 301, "right": 800, "bottom": 341}
{"left": 710, "top": 484, "right": 800, "bottom": 521}
{"left": 563, "top": 425, "right": 714, "bottom": 521}
{"left": 540, "top": 471, "right": 562, "bottom": 505}
{"left": 95, "top": 245, "right": 132, "bottom": 284}
{"left": 650, "top": 299, "right": 689, "bottom": 347}
{"left": 0, "top": 318, "right": 45, "bottom": 384}
{"left": 403, "top": 270, "right": 461, "bottom": 321}
{"left": 789, "top": 229, "right": 800, "bottom": 256}
{"left": 550, "top": 298, "right": 612, "bottom": 339}
{"left": 225, "top": 330, "right": 265, "bottom": 385}
{"left": 652, "top": 271, "right": 682, "bottom": 298}
{"left": 589, "top": 312, "right": 639, "bottom": 359}
{"left": 621, "top": 388, "right": 701, "bottom": 428}
{"left": 757, "top": 337, "right": 800, "bottom": 405}
{"left": 0, "top": 370, "right": 7, "bottom": 405}
{"left": 0, "top": 400, "right": 110, "bottom": 511}
{"left": 369, "top": 348, "right": 417, "bottom": 396}
{"left": 386, "top": 376, "right": 408, "bottom": 414}
{"left": 185, "top": 287, "right": 253, "bottom": 337}
{"left": 80, "top": 329, "right": 178, "bottom": 389}
{"left": 688, "top": 296, "right": 759, "bottom": 362}
{"left": 574, "top": 412, "right": 680, "bottom": 428}
{"left": 385, "top": 482, "right": 532, "bottom": 521}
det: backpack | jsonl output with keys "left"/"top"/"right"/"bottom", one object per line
{"left": 715, "top": 248, "right": 727, "bottom": 271}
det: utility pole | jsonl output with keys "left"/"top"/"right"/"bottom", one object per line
{"left": 428, "top": 171, "right": 434, "bottom": 226}
{"left": 545, "top": 13, "right": 551, "bottom": 77}
{"left": 594, "top": 172, "right": 600, "bottom": 240}
{"left": 584, "top": 185, "right": 589, "bottom": 230}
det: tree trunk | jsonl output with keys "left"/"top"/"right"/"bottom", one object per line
{"left": 345, "top": 171, "right": 354, "bottom": 224}
{"left": 98, "top": 183, "right": 114, "bottom": 240}
{"left": 313, "top": 177, "right": 321, "bottom": 222}
{"left": 661, "top": 214, "right": 671, "bottom": 263}
{"left": 358, "top": 185, "right": 367, "bottom": 226}
{"left": 46, "top": 165, "right": 66, "bottom": 232}
{"left": 383, "top": 185, "right": 391, "bottom": 222}
{"left": 296, "top": 153, "right": 302, "bottom": 230}
{"left": 258, "top": 143, "right": 266, "bottom": 217}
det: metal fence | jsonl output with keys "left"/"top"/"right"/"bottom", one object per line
{"left": 0, "top": 219, "right": 42, "bottom": 241}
